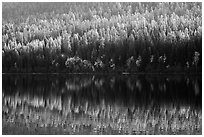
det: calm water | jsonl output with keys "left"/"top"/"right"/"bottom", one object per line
{"left": 2, "top": 74, "right": 202, "bottom": 135}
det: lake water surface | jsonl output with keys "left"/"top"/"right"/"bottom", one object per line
{"left": 2, "top": 74, "right": 202, "bottom": 135}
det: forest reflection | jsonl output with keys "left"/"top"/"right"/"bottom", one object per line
{"left": 2, "top": 74, "right": 202, "bottom": 134}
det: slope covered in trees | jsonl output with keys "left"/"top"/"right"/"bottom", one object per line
{"left": 2, "top": 2, "right": 202, "bottom": 73}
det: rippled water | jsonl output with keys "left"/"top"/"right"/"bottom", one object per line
{"left": 2, "top": 74, "right": 202, "bottom": 135}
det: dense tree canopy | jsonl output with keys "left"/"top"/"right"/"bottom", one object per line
{"left": 2, "top": 2, "right": 202, "bottom": 73}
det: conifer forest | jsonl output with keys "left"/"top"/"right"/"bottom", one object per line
{"left": 2, "top": 2, "right": 202, "bottom": 135}
{"left": 2, "top": 2, "right": 202, "bottom": 73}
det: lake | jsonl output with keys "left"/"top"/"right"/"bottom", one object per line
{"left": 2, "top": 74, "right": 202, "bottom": 135}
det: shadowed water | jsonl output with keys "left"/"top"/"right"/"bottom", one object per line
{"left": 2, "top": 74, "right": 202, "bottom": 135}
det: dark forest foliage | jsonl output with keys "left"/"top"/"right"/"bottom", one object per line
{"left": 2, "top": 2, "right": 202, "bottom": 73}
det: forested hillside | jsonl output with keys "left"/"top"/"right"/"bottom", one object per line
{"left": 2, "top": 2, "right": 202, "bottom": 73}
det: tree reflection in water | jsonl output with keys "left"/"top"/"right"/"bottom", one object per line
{"left": 2, "top": 74, "right": 202, "bottom": 134}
